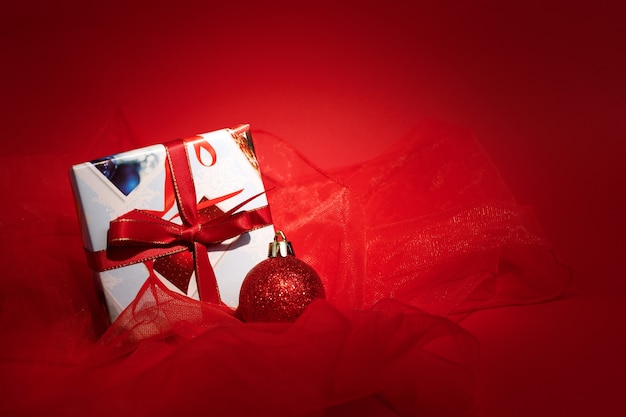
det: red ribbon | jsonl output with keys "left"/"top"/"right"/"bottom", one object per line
{"left": 86, "top": 138, "right": 272, "bottom": 304}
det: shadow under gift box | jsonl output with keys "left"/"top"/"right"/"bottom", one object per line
{"left": 69, "top": 124, "right": 275, "bottom": 323}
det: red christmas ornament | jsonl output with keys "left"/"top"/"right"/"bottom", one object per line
{"left": 237, "top": 231, "right": 325, "bottom": 322}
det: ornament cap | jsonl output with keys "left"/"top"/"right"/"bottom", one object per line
{"left": 268, "top": 230, "right": 295, "bottom": 258}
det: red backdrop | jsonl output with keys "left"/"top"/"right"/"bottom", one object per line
{"left": 2, "top": 1, "right": 625, "bottom": 416}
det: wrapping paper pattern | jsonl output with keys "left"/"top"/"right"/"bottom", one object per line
{"left": 69, "top": 126, "right": 275, "bottom": 321}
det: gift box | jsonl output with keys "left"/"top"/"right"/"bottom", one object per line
{"left": 70, "top": 124, "right": 275, "bottom": 322}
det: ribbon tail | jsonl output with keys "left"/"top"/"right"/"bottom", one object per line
{"left": 193, "top": 241, "right": 222, "bottom": 304}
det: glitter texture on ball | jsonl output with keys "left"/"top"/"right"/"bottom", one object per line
{"left": 237, "top": 235, "right": 325, "bottom": 323}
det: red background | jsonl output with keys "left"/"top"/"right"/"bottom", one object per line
{"left": 2, "top": 1, "right": 625, "bottom": 415}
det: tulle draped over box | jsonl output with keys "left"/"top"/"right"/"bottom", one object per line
{"left": 0, "top": 118, "right": 570, "bottom": 416}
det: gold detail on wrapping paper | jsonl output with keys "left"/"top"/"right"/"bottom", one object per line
{"left": 230, "top": 124, "right": 260, "bottom": 173}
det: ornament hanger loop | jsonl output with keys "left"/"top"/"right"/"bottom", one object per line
{"left": 268, "top": 230, "right": 295, "bottom": 257}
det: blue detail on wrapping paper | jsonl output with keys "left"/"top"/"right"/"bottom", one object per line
{"left": 91, "top": 153, "right": 158, "bottom": 196}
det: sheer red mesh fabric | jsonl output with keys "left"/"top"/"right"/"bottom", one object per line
{"left": 254, "top": 121, "right": 571, "bottom": 315}
{"left": 0, "top": 117, "right": 569, "bottom": 416}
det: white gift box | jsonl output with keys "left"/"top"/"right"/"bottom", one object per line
{"left": 70, "top": 124, "right": 274, "bottom": 322}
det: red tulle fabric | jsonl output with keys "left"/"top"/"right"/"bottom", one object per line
{"left": 0, "top": 117, "right": 569, "bottom": 416}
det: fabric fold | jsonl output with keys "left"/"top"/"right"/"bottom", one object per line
{"left": 0, "top": 116, "right": 570, "bottom": 416}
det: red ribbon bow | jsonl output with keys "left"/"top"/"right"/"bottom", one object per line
{"left": 87, "top": 138, "right": 272, "bottom": 304}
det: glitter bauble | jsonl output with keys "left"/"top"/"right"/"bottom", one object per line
{"left": 237, "top": 232, "right": 325, "bottom": 322}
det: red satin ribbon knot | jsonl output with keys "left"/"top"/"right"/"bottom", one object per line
{"left": 87, "top": 138, "right": 272, "bottom": 305}
{"left": 181, "top": 223, "right": 200, "bottom": 244}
